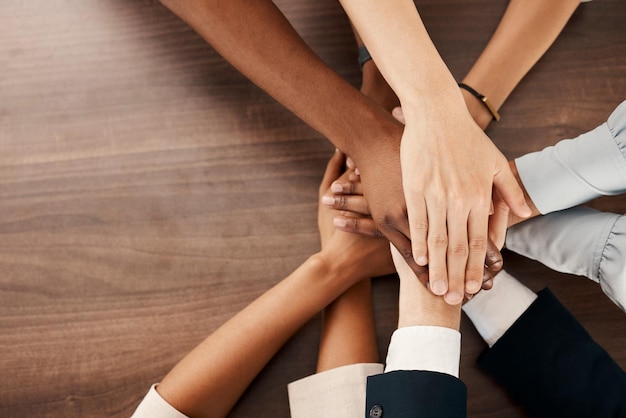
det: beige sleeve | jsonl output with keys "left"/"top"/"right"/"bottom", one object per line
{"left": 288, "top": 363, "right": 384, "bottom": 418}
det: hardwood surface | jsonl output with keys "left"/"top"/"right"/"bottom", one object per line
{"left": 1, "top": 0, "right": 624, "bottom": 417}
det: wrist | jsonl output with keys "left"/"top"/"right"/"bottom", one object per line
{"left": 360, "top": 62, "right": 400, "bottom": 113}
{"left": 399, "top": 85, "right": 470, "bottom": 126}
{"left": 461, "top": 88, "right": 493, "bottom": 130}
{"left": 398, "top": 278, "right": 461, "bottom": 330}
{"left": 346, "top": 111, "right": 402, "bottom": 167}
{"left": 309, "top": 251, "right": 366, "bottom": 295}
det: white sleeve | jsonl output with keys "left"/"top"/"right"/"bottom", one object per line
{"left": 384, "top": 326, "right": 461, "bottom": 378}
{"left": 131, "top": 384, "right": 189, "bottom": 418}
{"left": 462, "top": 270, "right": 537, "bottom": 347}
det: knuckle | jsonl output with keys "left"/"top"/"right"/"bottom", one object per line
{"left": 474, "top": 193, "right": 491, "bottom": 208}
{"left": 338, "top": 195, "right": 348, "bottom": 210}
{"left": 399, "top": 247, "right": 413, "bottom": 260}
{"left": 447, "top": 191, "right": 465, "bottom": 205}
{"left": 468, "top": 237, "right": 488, "bottom": 252}
{"left": 429, "top": 234, "right": 448, "bottom": 248}
{"left": 448, "top": 243, "right": 468, "bottom": 258}
{"left": 380, "top": 211, "right": 403, "bottom": 228}
{"left": 486, "top": 247, "right": 503, "bottom": 268}
{"left": 412, "top": 220, "right": 429, "bottom": 233}
{"left": 379, "top": 214, "right": 394, "bottom": 228}
{"left": 488, "top": 258, "right": 504, "bottom": 273}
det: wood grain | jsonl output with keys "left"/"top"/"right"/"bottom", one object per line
{"left": 1, "top": 0, "right": 624, "bottom": 417}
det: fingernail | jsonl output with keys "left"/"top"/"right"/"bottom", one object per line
{"left": 322, "top": 195, "right": 335, "bottom": 206}
{"left": 354, "top": 168, "right": 360, "bottom": 176}
{"left": 331, "top": 182, "right": 343, "bottom": 193}
{"left": 431, "top": 280, "right": 447, "bottom": 295}
{"left": 416, "top": 255, "right": 428, "bottom": 266}
{"left": 466, "top": 280, "right": 481, "bottom": 294}
{"left": 445, "top": 291, "right": 463, "bottom": 305}
{"left": 333, "top": 217, "right": 347, "bottom": 227}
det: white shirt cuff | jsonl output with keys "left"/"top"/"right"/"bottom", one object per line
{"left": 131, "top": 384, "right": 188, "bottom": 418}
{"left": 384, "top": 326, "right": 461, "bottom": 378}
{"left": 462, "top": 270, "right": 537, "bottom": 347}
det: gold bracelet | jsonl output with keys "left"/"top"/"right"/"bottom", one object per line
{"left": 458, "top": 83, "right": 501, "bottom": 122}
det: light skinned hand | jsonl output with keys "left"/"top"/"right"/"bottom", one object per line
{"left": 361, "top": 102, "right": 527, "bottom": 304}
{"left": 324, "top": 172, "right": 503, "bottom": 294}
{"left": 392, "top": 106, "right": 514, "bottom": 250}
{"left": 317, "top": 150, "right": 395, "bottom": 281}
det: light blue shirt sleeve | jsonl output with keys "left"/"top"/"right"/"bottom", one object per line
{"left": 515, "top": 101, "right": 626, "bottom": 214}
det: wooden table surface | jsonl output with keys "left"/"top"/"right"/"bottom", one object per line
{"left": 1, "top": 0, "right": 624, "bottom": 417}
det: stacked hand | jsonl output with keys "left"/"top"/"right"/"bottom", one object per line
{"left": 317, "top": 150, "right": 395, "bottom": 283}
{"left": 322, "top": 154, "right": 505, "bottom": 301}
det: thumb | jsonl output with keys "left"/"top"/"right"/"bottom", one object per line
{"left": 493, "top": 158, "right": 532, "bottom": 219}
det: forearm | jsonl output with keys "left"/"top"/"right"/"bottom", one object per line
{"left": 156, "top": 254, "right": 353, "bottom": 418}
{"left": 462, "top": 0, "right": 580, "bottom": 128}
{"left": 316, "top": 279, "right": 379, "bottom": 373}
{"left": 159, "top": 0, "right": 401, "bottom": 157}
{"left": 339, "top": 0, "right": 465, "bottom": 113}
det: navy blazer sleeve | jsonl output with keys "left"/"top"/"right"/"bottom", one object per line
{"left": 479, "top": 288, "right": 626, "bottom": 418}
{"left": 365, "top": 370, "right": 466, "bottom": 418}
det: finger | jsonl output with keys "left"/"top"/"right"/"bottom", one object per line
{"left": 482, "top": 259, "right": 494, "bottom": 281}
{"left": 346, "top": 156, "right": 356, "bottom": 170}
{"left": 333, "top": 215, "right": 383, "bottom": 238}
{"left": 388, "top": 235, "right": 429, "bottom": 286}
{"left": 488, "top": 188, "right": 510, "bottom": 250}
{"left": 464, "top": 205, "right": 489, "bottom": 296}
{"left": 392, "top": 106, "right": 406, "bottom": 124}
{"left": 444, "top": 210, "right": 469, "bottom": 305}
{"left": 348, "top": 171, "right": 360, "bottom": 182}
{"left": 493, "top": 157, "right": 532, "bottom": 219}
{"left": 330, "top": 180, "right": 364, "bottom": 196}
{"left": 319, "top": 149, "right": 345, "bottom": 196}
{"left": 482, "top": 279, "right": 494, "bottom": 290}
{"left": 417, "top": 198, "right": 446, "bottom": 296}
{"left": 406, "top": 195, "right": 429, "bottom": 266}
{"left": 484, "top": 238, "right": 503, "bottom": 276}
{"left": 322, "top": 194, "right": 369, "bottom": 215}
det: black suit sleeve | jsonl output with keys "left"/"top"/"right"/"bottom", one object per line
{"left": 365, "top": 370, "right": 466, "bottom": 418}
{"left": 478, "top": 288, "right": 626, "bottom": 418}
